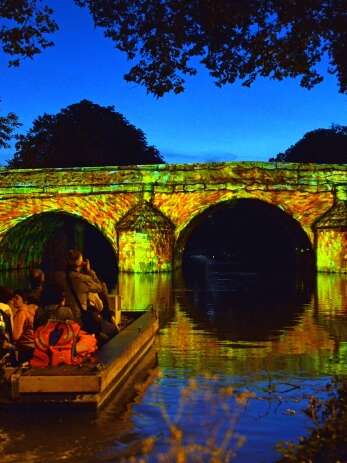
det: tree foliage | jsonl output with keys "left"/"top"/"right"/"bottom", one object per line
{"left": 0, "top": 104, "right": 21, "bottom": 149}
{"left": 0, "top": 0, "right": 58, "bottom": 67}
{"left": 7, "top": 100, "right": 164, "bottom": 168}
{"left": 74, "top": 0, "right": 347, "bottom": 96}
{"left": 2, "top": 1, "right": 347, "bottom": 160}
{"left": 0, "top": 0, "right": 58, "bottom": 148}
{"left": 1, "top": 1, "right": 347, "bottom": 98}
{"left": 269, "top": 125, "right": 347, "bottom": 163}
{"left": 277, "top": 379, "right": 347, "bottom": 462}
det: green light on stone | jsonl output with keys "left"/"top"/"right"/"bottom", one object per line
{"left": 117, "top": 201, "right": 174, "bottom": 273}
{"left": 336, "top": 185, "right": 347, "bottom": 201}
{"left": 0, "top": 164, "right": 346, "bottom": 273}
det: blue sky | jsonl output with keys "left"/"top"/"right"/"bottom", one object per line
{"left": 1, "top": 1, "right": 346, "bottom": 166}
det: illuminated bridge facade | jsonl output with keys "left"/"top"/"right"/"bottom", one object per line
{"left": 0, "top": 162, "right": 346, "bottom": 273}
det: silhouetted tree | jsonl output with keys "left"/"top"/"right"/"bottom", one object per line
{"left": 2, "top": 2, "right": 347, "bottom": 154}
{"left": 0, "top": 0, "right": 57, "bottom": 148}
{"left": 0, "top": 1, "right": 57, "bottom": 67}
{"left": 1, "top": 1, "right": 347, "bottom": 98}
{"left": 0, "top": 104, "right": 21, "bottom": 149}
{"left": 269, "top": 125, "right": 347, "bottom": 163}
{"left": 75, "top": 0, "right": 347, "bottom": 96}
{"left": 7, "top": 100, "right": 164, "bottom": 168}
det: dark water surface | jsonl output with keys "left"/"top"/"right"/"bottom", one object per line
{"left": 1, "top": 269, "right": 347, "bottom": 462}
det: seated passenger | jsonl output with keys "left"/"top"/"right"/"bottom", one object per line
{"left": 31, "top": 285, "right": 97, "bottom": 368}
{"left": 12, "top": 289, "right": 35, "bottom": 363}
{"left": 0, "top": 286, "right": 15, "bottom": 364}
{"left": 34, "top": 283, "right": 74, "bottom": 330}
{"left": 52, "top": 249, "right": 117, "bottom": 342}
{"left": 28, "top": 268, "right": 45, "bottom": 306}
{"left": 52, "top": 249, "right": 105, "bottom": 324}
{"left": 0, "top": 286, "right": 14, "bottom": 330}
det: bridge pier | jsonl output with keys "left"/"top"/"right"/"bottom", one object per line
{"left": 315, "top": 185, "right": 347, "bottom": 273}
{"left": 117, "top": 201, "right": 175, "bottom": 273}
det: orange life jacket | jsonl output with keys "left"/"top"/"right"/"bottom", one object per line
{"left": 31, "top": 320, "right": 83, "bottom": 368}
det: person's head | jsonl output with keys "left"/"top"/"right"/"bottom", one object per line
{"left": 0, "top": 286, "right": 14, "bottom": 304}
{"left": 12, "top": 289, "right": 30, "bottom": 310}
{"left": 41, "top": 284, "right": 65, "bottom": 307}
{"left": 54, "top": 306, "right": 74, "bottom": 322}
{"left": 66, "top": 249, "right": 84, "bottom": 271}
{"left": 29, "top": 268, "right": 45, "bottom": 288}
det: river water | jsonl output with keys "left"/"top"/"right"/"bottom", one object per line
{"left": 1, "top": 269, "right": 347, "bottom": 463}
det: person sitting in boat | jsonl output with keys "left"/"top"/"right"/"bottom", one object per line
{"left": 0, "top": 286, "right": 14, "bottom": 331}
{"left": 31, "top": 285, "right": 97, "bottom": 368}
{"left": 34, "top": 283, "right": 74, "bottom": 330}
{"left": 52, "top": 249, "right": 116, "bottom": 341}
{"left": 28, "top": 267, "right": 45, "bottom": 306}
{"left": 52, "top": 250, "right": 104, "bottom": 323}
{"left": 0, "top": 286, "right": 15, "bottom": 364}
{"left": 11, "top": 289, "right": 35, "bottom": 364}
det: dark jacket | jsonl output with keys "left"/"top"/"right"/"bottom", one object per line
{"left": 52, "top": 270, "right": 104, "bottom": 323}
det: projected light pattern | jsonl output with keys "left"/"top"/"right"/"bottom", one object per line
{"left": 315, "top": 199, "right": 347, "bottom": 273}
{"left": 117, "top": 201, "right": 174, "bottom": 272}
{"left": 153, "top": 189, "right": 335, "bottom": 268}
{"left": 118, "top": 230, "right": 173, "bottom": 272}
{"left": 0, "top": 194, "right": 136, "bottom": 270}
{"left": 316, "top": 229, "right": 347, "bottom": 273}
{"left": 0, "top": 214, "right": 64, "bottom": 269}
{"left": 0, "top": 163, "right": 345, "bottom": 273}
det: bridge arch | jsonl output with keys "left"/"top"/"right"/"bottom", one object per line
{"left": 174, "top": 198, "right": 314, "bottom": 274}
{"left": 0, "top": 211, "right": 118, "bottom": 288}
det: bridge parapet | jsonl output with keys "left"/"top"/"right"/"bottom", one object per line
{"left": 0, "top": 162, "right": 346, "bottom": 197}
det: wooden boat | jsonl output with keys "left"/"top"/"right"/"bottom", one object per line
{"left": 1, "top": 309, "right": 159, "bottom": 409}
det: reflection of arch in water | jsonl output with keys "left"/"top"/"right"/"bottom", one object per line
{"left": 0, "top": 211, "right": 118, "bottom": 289}
{"left": 173, "top": 268, "right": 314, "bottom": 343}
{"left": 175, "top": 198, "right": 314, "bottom": 276}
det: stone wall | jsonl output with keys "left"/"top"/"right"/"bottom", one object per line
{"left": 0, "top": 162, "right": 345, "bottom": 273}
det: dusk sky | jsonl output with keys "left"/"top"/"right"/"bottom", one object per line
{"left": 1, "top": 1, "right": 347, "bottom": 166}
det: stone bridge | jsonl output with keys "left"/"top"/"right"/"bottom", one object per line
{"left": 0, "top": 162, "right": 346, "bottom": 274}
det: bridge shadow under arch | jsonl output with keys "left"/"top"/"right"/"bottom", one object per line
{"left": 0, "top": 212, "right": 118, "bottom": 290}
{"left": 178, "top": 198, "right": 315, "bottom": 279}
{"left": 174, "top": 198, "right": 315, "bottom": 341}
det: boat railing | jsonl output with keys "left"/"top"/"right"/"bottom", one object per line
{"left": 107, "top": 294, "right": 122, "bottom": 329}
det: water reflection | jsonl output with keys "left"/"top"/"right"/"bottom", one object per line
{"left": 176, "top": 266, "right": 313, "bottom": 342}
{"left": 157, "top": 269, "right": 344, "bottom": 378}
{"left": 313, "top": 273, "right": 347, "bottom": 375}
{"left": 0, "top": 269, "right": 346, "bottom": 463}
{"left": 115, "top": 272, "right": 174, "bottom": 326}
{"left": 0, "top": 347, "right": 158, "bottom": 463}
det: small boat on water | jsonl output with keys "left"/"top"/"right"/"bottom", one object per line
{"left": 0, "top": 309, "right": 159, "bottom": 409}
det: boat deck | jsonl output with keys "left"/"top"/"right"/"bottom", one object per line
{"left": 1, "top": 309, "right": 159, "bottom": 409}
